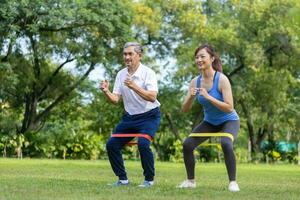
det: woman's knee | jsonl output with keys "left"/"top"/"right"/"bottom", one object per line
{"left": 183, "top": 139, "right": 194, "bottom": 152}
{"left": 221, "top": 138, "right": 233, "bottom": 151}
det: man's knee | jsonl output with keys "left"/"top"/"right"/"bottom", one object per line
{"left": 106, "top": 138, "right": 120, "bottom": 151}
{"left": 137, "top": 138, "right": 151, "bottom": 151}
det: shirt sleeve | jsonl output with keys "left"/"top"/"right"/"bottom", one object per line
{"left": 145, "top": 69, "right": 158, "bottom": 92}
{"left": 113, "top": 72, "right": 122, "bottom": 95}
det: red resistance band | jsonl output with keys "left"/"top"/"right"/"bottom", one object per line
{"left": 111, "top": 133, "right": 153, "bottom": 146}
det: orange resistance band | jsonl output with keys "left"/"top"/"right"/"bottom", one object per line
{"left": 111, "top": 133, "right": 153, "bottom": 146}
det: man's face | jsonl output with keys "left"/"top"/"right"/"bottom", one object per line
{"left": 123, "top": 46, "right": 141, "bottom": 68}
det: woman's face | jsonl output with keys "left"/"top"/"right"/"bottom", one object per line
{"left": 195, "top": 48, "right": 214, "bottom": 70}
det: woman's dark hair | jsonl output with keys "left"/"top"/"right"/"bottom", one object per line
{"left": 194, "top": 44, "right": 223, "bottom": 72}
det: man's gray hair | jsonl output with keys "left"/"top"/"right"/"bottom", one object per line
{"left": 123, "top": 42, "right": 143, "bottom": 54}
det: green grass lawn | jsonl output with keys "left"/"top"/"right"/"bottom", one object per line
{"left": 0, "top": 158, "right": 299, "bottom": 200}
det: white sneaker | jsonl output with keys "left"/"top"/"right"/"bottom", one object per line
{"left": 177, "top": 180, "right": 196, "bottom": 188}
{"left": 228, "top": 181, "right": 240, "bottom": 192}
{"left": 107, "top": 180, "right": 129, "bottom": 186}
{"left": 138, "top": 180, "right": 154, "bottom": 187}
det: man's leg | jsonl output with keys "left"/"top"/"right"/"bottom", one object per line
{"left": 106, "top": 137, "right": 133, "bottom": 180}
{"left": 137, "top": 137, "right": 154, "bottom": 181}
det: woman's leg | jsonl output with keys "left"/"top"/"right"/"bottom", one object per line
{"left": 183, "top": 121, "right": 218, "bottom": 179}
{"left": 220, "top": 120, "right": 240, "bottom": 181}
{"left": 183, "top": 137, "right": 207, "bottom": 179}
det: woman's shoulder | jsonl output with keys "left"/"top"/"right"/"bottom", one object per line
{"left": 217, "top": 72, "right": 231, "bottom": 89}
{"left": 218, "top": 72, "right": 229, "bottom": 82}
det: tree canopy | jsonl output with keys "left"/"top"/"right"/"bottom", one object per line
{"left": 0, "top": 0, "right": 299, "bottom": 161}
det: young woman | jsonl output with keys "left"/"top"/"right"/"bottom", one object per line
{"left": 178, "top": 44, "right": 240, "bottom": 192}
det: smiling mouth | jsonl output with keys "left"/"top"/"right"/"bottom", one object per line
{"left": 125, "top": 61, "right": 132, "bottom": 66}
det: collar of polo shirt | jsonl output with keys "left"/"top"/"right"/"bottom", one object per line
{"left": 127, "top": 63, "right": 143, "bottom": 79}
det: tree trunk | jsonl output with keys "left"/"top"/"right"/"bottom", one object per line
{"left": 3, "top": 145, "right": 6, "bottom": 158}
{"left": 240, "top": 101, "right": 256, "bottom": 154}
{"left": 19, "top": 63, "right": 95, "bottom": 136}
{"left": 165, "top": 112, "right": 181, "bottom": 141}
{"left": 256, "top": 127, "right": 267, "bottom": 150}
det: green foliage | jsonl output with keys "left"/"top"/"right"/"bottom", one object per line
{"left": 169, "top": 139, "right": 183, "bottom": 162}
{"left": 0, "top": 0, "right": 299, "bottom": 161}
{"left": 84, "top": 86, "right": 124, "bottom": 139}
{"left": 0, "top": 0, "right": 133, "bottom": 137}
{"left": 24, "top": 119, "right": 106, "bottom": 160}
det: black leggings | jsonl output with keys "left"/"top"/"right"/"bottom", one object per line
{"left": 183, "top": 120, "right": 240, "bottom": 181}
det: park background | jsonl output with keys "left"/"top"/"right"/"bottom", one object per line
{"left": 0, "top": 0, "right": 300, "bottom": 199}
{"left": 1, "top": 0, "right": 299, "bottom": 163}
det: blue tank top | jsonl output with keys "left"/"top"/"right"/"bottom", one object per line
{"left": 196, "top": 72, "right": 239, "bottom": 125}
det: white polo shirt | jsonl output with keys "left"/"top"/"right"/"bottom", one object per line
{"left": 113, "top": 63, "right": 160, "bottom": 115}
